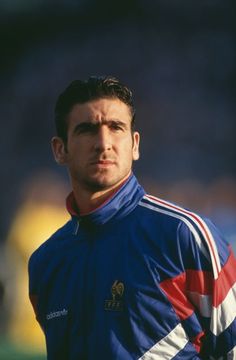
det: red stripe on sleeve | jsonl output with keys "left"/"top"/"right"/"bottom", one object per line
{"left": 160, "top": 272, "right": 195, "bottom": 320}
{"left": 160, "top": 270, "right": 214, "bottom": 320}
{"left": 191, "top": 331, "right": 205, "bottom": 353}
{"left": 213, "top": 249, "right": 236, "bottom": 307}
{"left": 186, "top": 269, "right": 213, "bottom": 295}
{"left": 160, "top": 250, "right": 236, "bottom": 320}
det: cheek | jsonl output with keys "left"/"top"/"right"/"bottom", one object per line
{"left": 119, "top": 140, "right": 136, "bottom": 161}
{"left": 68, "top": 139, "right": 88, "bottom": 155}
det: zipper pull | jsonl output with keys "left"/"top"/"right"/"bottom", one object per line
{"left": 74, "top": 220, "right": 80, "bottom": 235}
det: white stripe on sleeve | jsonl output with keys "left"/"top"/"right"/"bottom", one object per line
{"left": 138, "top": 323, "right": 189, "bottom": 360}
{"left": 187, "top": 291, "right": 212, "bottom": 318}
{"left": 211, "top": 282, "right": 236, "bottom": 336}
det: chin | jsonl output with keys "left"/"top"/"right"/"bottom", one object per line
{"left": 87, "top": 175, "right": 120, "bottom": 191}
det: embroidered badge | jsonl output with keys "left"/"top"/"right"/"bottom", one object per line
{"left": 104, "top": 280, "right": 124, "bottom": 311}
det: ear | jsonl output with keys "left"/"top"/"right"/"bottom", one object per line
{"left": 51, "top": 136, "right": 68, "bottom": 165}
{"left": 132, "top": 131, "right": 140, "bottom": 161}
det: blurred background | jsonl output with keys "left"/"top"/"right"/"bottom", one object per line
{"left": 0, "top": 0, "right": 235, "bottom": 358}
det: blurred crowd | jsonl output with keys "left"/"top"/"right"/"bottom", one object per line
{"left": 0, "top": 172, "right": 70, "bottom": 356}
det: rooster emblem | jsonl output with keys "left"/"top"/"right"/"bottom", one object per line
{"left": 104, "top": 280, "right": 125, "bottom": 311}
{"left": 111, "top": 280, "right": 124, "bottom": 301}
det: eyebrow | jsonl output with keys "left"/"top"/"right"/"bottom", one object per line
{"left": 72, "top": 119, "right": 129, "bottom": 133}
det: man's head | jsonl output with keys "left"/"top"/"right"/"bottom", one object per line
{"left": 52, "top": 75, "right": 139, "bottom": 195}
{"left": 55, "top": 76, "right": 136, "bottom": 144}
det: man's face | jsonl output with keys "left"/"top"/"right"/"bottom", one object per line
{"left": 52, "top": 98, "right": 140, "bottom": 192}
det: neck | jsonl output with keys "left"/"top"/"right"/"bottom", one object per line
{"left": 72, "top": 174, "right": 131, "bottom": 215}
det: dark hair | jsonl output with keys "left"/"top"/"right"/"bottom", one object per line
{"left": 54, "top": 75, "right": 136, "bottom": 143}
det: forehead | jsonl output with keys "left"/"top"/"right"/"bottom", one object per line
{"left": 68, "top": 98, "right": 132, "bottom": 123}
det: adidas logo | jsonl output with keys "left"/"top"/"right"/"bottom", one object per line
{"left": 46, "top": 308, "right": 68, "bottom": 320}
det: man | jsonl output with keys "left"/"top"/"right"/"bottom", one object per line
{"left": 29, "top": 76, "right": 236, "bottom": 359}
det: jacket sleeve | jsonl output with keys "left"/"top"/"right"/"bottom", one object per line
{"left": 182, "top": 218, "right": 236, "bottom": 359}
{"left": 160, "top": 217, "right": 236, "bottom": 359}
{"left": 201, "top": 219, "right": 236, "bottom": 359}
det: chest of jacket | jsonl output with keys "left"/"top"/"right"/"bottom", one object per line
{"left": 35, "top": 212, "right": 188, "bottom": 359}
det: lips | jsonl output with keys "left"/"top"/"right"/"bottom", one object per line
{"left": 97, "top": 160, "right": 114, "bottom": 165}
{"left": 90, "top": 159, "right": 115, "bottom": 165}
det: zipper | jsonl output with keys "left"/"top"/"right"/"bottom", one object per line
{"left": 74, "top": 219, "right": 80, "bottom": 235}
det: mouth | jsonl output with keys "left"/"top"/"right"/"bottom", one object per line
{"left": 90, "top": 160, "right": 115, "bottom": 167}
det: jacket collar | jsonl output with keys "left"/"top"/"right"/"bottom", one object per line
{"left": 66, "top": 174, "right": 145, "bottom": 226}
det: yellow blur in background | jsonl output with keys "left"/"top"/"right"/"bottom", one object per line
{"left": 4, "top": 172, "right": 69, "bottom": 354}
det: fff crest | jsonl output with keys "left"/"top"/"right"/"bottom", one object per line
{"left": 104, "top": 280, "right": 124, "bottom": 311}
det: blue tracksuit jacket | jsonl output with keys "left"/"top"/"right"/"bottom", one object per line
{"left": 28, "top": 174, "right": 236, "bottom": 359}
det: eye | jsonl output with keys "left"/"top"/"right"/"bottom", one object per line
{"left": 109, "top": 122, "right": 125, "bottom": 131}
{"left": 74, "top": 123, "right": 98, "bottom": 134}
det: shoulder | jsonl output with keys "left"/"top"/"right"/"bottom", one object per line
{"left": 138, "top": 193, "right": 204, "bottom": 234}
{"left": 138, "top": 194, "right": 219, "bottom": 251}
{"left": 139, "top": 193, "right": 231, "bottom": 275}
{"left": 139, "top": 193, "right": 217, "bottom": 239}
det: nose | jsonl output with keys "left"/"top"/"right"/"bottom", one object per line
{"left": 93, "top": 125, "right": 112, "bottom": 152}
